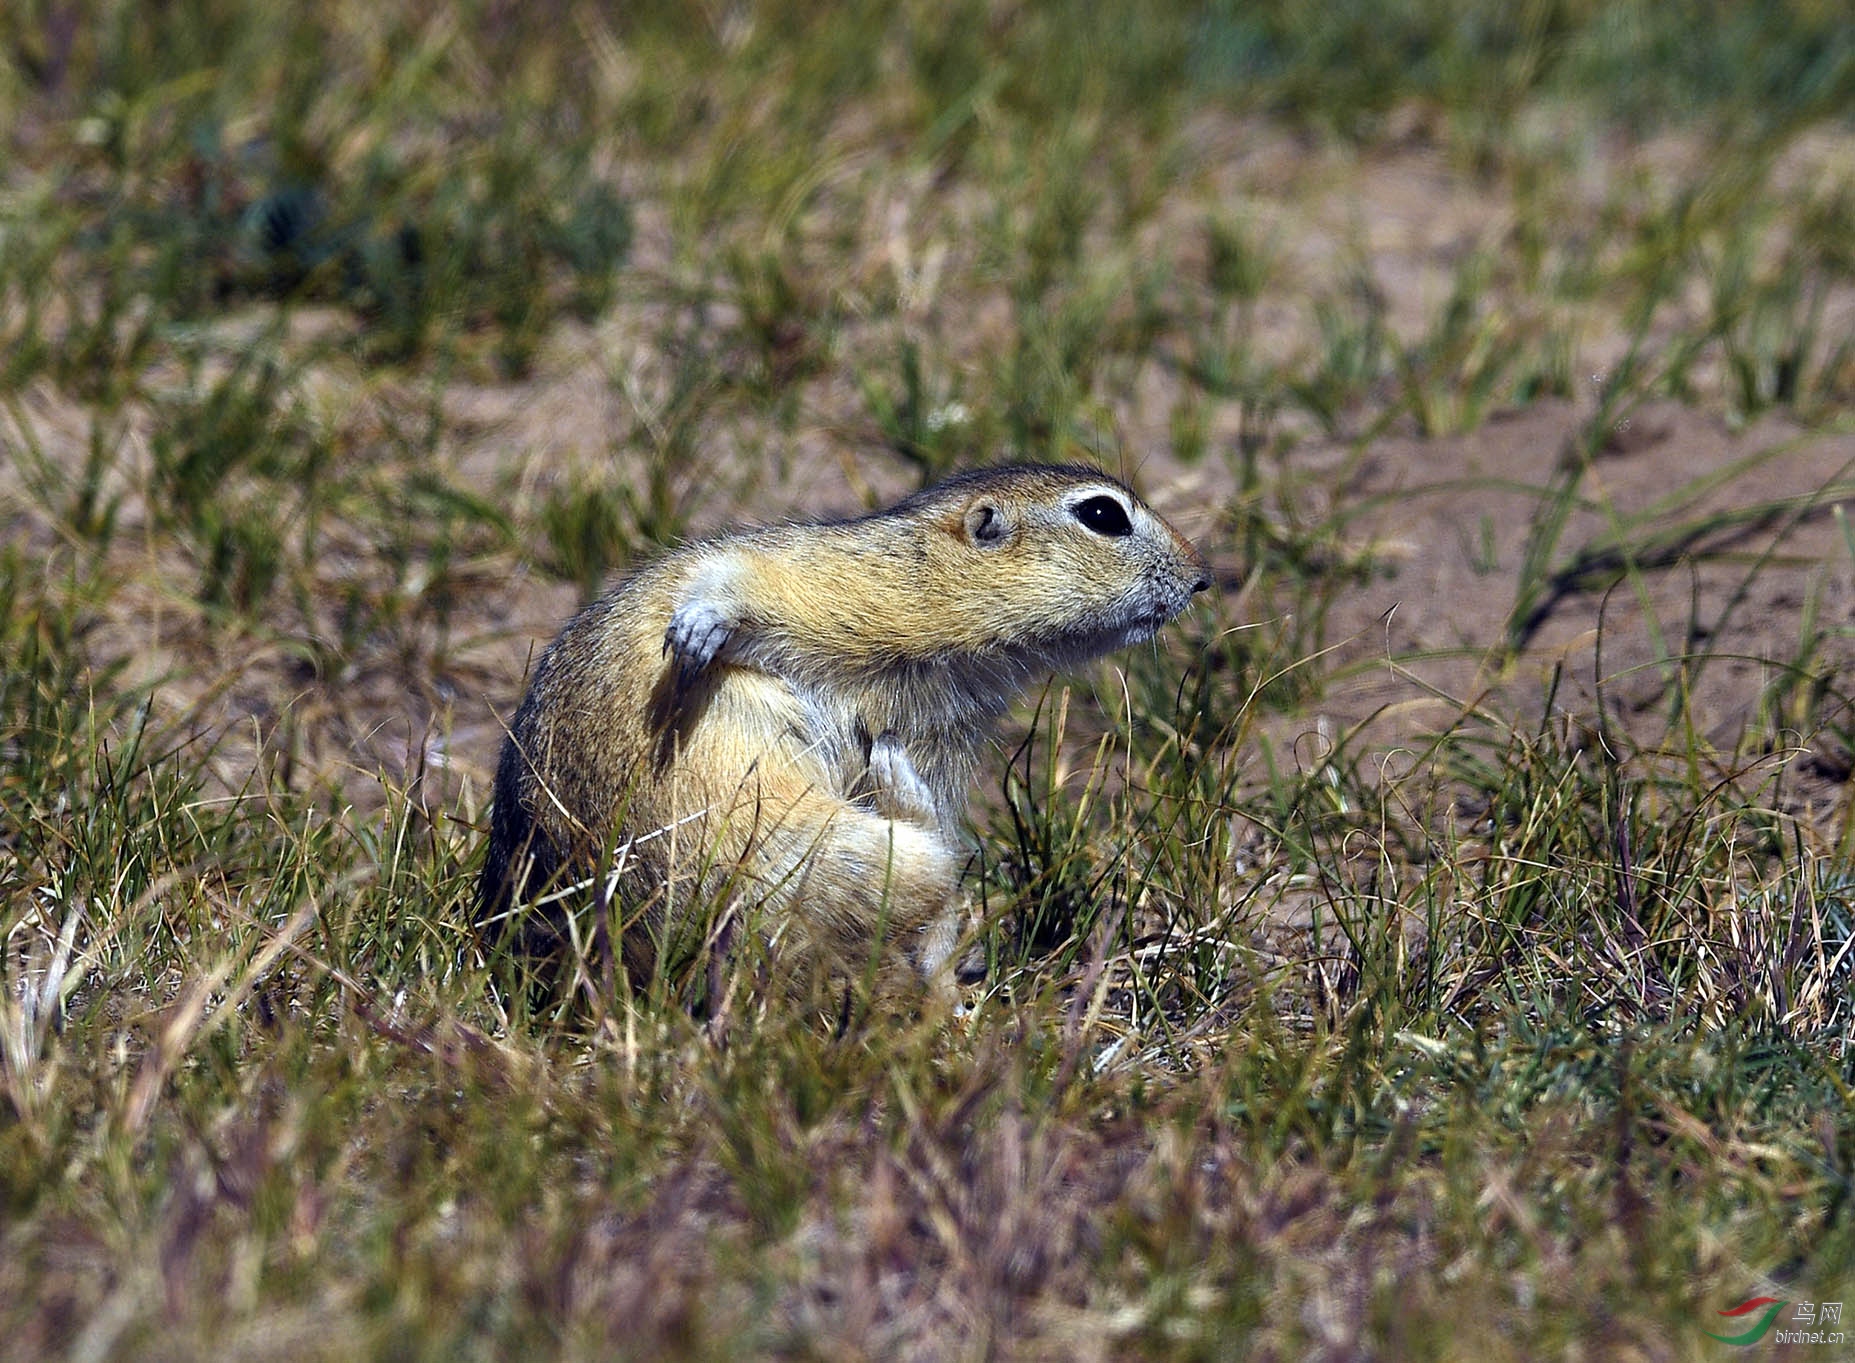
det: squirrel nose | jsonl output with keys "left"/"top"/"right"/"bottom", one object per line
{"left": 1191, "top": 572, "right": 1212, "bottom": 594}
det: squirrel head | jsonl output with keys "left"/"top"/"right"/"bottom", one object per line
{"left": 892, "top": 463, "right": 1212, "bottom": 669}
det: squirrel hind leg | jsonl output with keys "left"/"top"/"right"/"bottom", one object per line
{"left": 777, "top": 807, "right": 965, "bottom": 994}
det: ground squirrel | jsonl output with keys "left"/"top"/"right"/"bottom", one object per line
{"left": 479, "top": 463, "right": 1211, "bottom": 996}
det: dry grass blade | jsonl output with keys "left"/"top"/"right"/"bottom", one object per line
{"left": 120, "top": 896, "right": 319, "bottom": 1138}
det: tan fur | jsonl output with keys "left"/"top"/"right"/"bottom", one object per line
{"left": 480, "top": 464, "right": 1210, "bottom": 996}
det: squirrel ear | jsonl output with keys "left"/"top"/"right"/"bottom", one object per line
{"left": 965, "top": 501, "right": 1009, "bottom": 546}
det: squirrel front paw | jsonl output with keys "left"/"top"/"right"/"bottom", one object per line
{"left": 663, "top": 600, "right": 733, "bottom": 689}
{"left": 868, "top": 731, "right": 939, "bottom": 826}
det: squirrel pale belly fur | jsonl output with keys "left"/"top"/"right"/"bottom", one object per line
{"left": 479, "top": 463, "right": 1211, "bottom": 994}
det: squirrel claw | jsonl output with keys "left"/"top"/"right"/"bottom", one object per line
{"left": 664, "top": 601, "right": 733, "bottom": 687}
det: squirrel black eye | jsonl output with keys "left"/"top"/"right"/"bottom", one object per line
{"left": 1072, "top": 495, "right": 1133, "bottom": 537}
